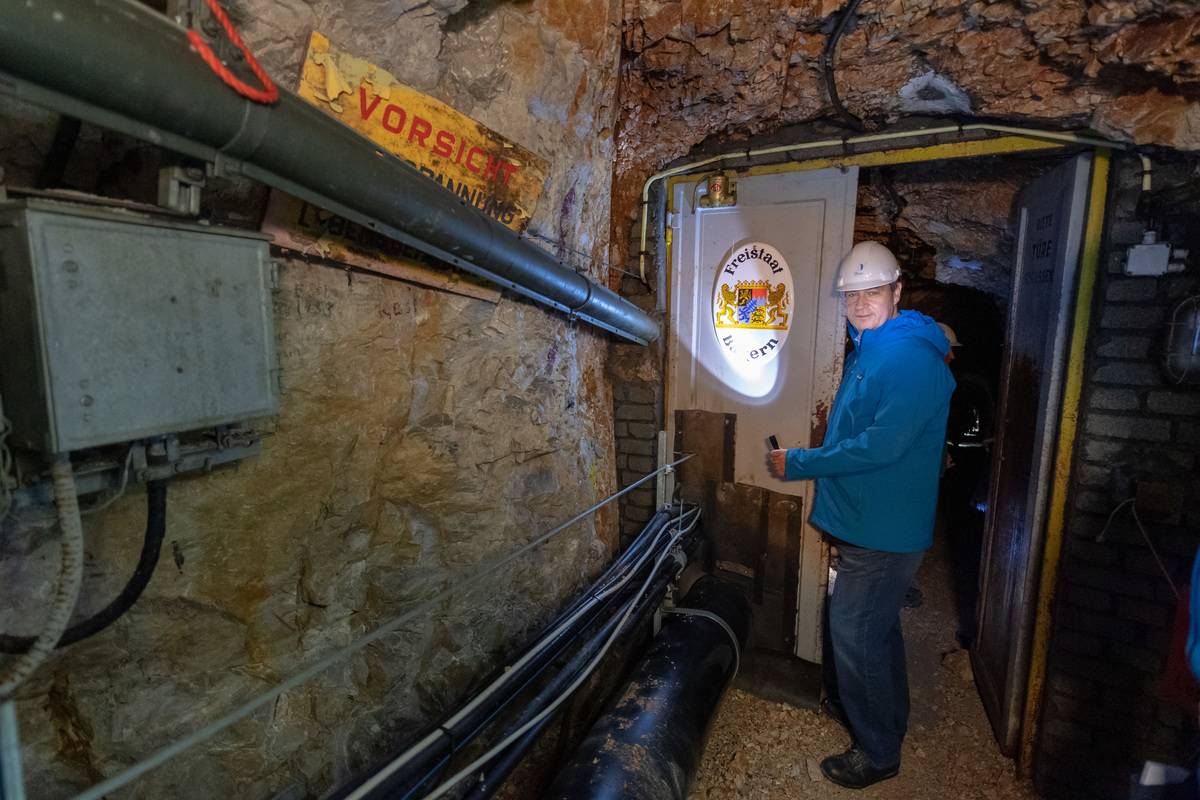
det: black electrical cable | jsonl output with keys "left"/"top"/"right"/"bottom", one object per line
{"left": 328, "top": 506, "right": 697, "bottom": 800}
{"left": 446, "top": 508, "right": 674, "bottom": 734}
{"left": 821, "top": 0, "right": 867, "bottom": 132}
{"left": 411, "top": 582, "right": 667, "bottom": 800}
{"left": 34, "top": 115, "right": 81, "bottom": 189}
{"left": 0, "top": 480, "right": 168, "bottom": 653}
{"left": 542, "top": 576, "right": 751, "bottom": 800}
{"left": 400, "top": 539, "right": 684, "bottom": 800}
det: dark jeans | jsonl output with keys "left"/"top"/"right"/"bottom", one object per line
{"left": 827, "top": 540, "right": 926, "bottom": 768}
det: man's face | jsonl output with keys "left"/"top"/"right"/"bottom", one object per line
{"left": 844, "top": 282, "right": 901, "bottom": 332}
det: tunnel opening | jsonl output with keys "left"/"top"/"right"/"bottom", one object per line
{"left": 855, "top": 152, "right": 1057, "bottom": 657}
{"left": 637, "top": 125, "right": 1100, "bottom": 693}
{"left": 612, "top": 120, "right": 1200, "bottom": 798}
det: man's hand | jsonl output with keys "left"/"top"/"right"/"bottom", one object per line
{"left": 767, "top": 449, "right": 788, "bottom": 479}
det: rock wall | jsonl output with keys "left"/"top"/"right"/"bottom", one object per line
{"left": 854, "top": 156, "right": 1050, "bottom": 299}
{"left": 0, "top": 1, "right": 625, "bottom": 797}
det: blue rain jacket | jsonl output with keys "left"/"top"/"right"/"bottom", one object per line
{"left": 1187, "top": 547, "right": 1200, "bottom": 681}
{"left": 785, "top": 310, "right": 955, "bottom": 553}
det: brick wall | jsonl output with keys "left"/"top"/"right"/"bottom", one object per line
{"left": 611, "top": 252, "right": 665, "bottom": 541}
{"left": 1036, "top": 154, "right": 1200, "bottom": 799}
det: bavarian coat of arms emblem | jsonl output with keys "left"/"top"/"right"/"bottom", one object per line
{"left": 711, "top": 242, "right": 794, "bottom": 365}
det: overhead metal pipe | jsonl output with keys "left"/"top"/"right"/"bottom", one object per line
{"left": 0, "top": 0, "right": 659, "bottom": 344}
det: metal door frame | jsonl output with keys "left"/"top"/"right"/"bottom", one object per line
{"left": 1018, "top": 151, "right": 1111, "bottom": 773}
{"left": 656, "top": 135, "right": 1113, "bottom": 770}
{"left": 975, "top": 151, "right": 1094, "bottom": 754}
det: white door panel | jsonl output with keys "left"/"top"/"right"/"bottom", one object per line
{"left": 666, "top": 166, "right": 858, "bottom": 662}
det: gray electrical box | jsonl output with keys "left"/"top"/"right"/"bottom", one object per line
{"left": 0, "top": 199, "right": 278, "bottom": 453}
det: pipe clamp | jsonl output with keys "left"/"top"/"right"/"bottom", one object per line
{"left": 662, "top": 606, "right": 742, "bottom": 677}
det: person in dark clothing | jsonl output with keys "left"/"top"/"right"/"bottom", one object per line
{"left": 768, "top": 241, "right": 955, "bottom": 789}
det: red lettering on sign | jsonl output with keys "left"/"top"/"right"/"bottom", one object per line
{"left": 351, "top": 86, "right": 525, "bottom": 197}
{"left": 483, "top": 154, "right": 502, "bottom": 182}
{"left": 409, "top": 116, "right": 432, "bottom": 147}
{"left": 465, "top": 146, "right": 485, "bottom": 174}
{"left": 433, "top": 130, "right": 455, "bottom": 158}
{"left": 358, "top": 86, "right": 382, "bottom": 120}
{"left": 499, "top": 161, "right": 520, "bottom": 185}
{"left": 382, "top": 104, "right": 406, "bottom": 134}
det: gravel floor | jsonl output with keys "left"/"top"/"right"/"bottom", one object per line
{"left": 690, "top": 531, "right": 1038, "bottom": 800}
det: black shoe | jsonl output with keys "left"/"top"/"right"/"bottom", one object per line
{"left": 819, "top": 748, "right": 899, "bottom": 789}
{"left": 820, "top": 698, "right": 851, "bottom": 735}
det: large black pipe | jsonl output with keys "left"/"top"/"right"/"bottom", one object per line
{"left": 542, "top": 576, "right": 751, "bottom": 800}
{"left": 0, "top": 0, "right": 658, "bottom": 345}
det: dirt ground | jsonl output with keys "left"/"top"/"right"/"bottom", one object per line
{"left": 690, "top": 532, "right": 1039, "bottom": 800}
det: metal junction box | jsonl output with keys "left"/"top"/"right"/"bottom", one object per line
{"left": 0, "top": 199, "right": 278, "bottom": 453}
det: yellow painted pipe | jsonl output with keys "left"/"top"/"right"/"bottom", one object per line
{"left": 639, "top": 124, "right": 1126, "bottom": 284}
{"left": 740, "top": 136, "right": 1064, "bottom": 178}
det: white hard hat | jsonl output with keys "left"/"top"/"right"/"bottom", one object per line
{"left": 835, "top": 241, "right": 901, "bottom": 292}
{"left": 938, "top": 322, "right": 961, "bottom": 347}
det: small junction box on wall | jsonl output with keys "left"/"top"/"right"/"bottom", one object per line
{"left": 1125, "top": 230, "right": 1188, "bottom": 277}
{"left": 0, "top": 198, "right": 278, "bottom": 454}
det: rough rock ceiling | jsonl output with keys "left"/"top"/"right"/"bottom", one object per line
{"left": 855, "top": 156, "right": 1049, "bottom": 297}
{"left": 612, "top": 0, "right": 1199, "bottom": 266}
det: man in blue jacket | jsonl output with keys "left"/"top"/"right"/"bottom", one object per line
{"left": 768, "top": 241, "right": 954, "bottom": 789}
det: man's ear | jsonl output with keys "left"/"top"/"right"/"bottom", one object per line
{"left": 892, "top": 280, "right": 903, "bottom": 308}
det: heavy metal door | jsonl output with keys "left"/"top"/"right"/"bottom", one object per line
{"left": 666, "top": 167, "right": 858, "bottom": 663}
{"left": 974, "top": 153, "right": 1093, "bottom": 752}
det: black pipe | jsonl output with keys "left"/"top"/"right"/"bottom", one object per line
{"left": 821, "top": 0, "right": 866, "bottom": 132}
{"left": 0, "top": 0, "right": 658, "bottom": 344}
{"left": 0, "top": 480, "right": 168, "bottom": 652}
{"left": 542, "top": 576, "right": 751, "bottom": 800}
{"left": 34, "top": 115, "right": 81, "bottom": 189}
{"left": 459, "top": 565, "right": 681, "bottom": 800}
{"left": 327, "top": 508, "right": 692, "bottom": 800}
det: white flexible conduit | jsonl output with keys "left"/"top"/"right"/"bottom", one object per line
{"left": 0, "top": 457, "right": 84, "bottom": 700}
{"left": 662, "top": 606, "right": 742, "bottom": 679}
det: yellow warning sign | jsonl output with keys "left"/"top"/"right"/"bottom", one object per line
{"left": 294, "top": 31, "right": 547, "bottom": 229}
{"left": 261, "top": 31, "right": 550, "bottom": 299}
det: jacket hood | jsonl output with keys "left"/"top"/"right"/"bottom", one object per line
{"left": 848, "top": 310, "right": 950, "bottom": 356}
